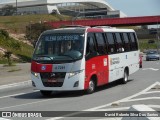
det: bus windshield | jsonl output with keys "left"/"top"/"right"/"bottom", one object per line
{"left": 33, "top": 33, "right": 84, "bottom": 63}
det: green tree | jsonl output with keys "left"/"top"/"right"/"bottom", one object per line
{"left": 1, "top": 5, "right": 16, "bottom": 16}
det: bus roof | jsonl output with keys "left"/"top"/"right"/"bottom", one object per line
{"left": 42, "top": 26, "right": 135, "bottom": 35}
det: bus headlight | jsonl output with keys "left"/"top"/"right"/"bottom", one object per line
{"left": 68, "top": 70, "right": 83, "bottom": 78}
{"left": 31, "top": 71, "right": 39, "bottom": 78}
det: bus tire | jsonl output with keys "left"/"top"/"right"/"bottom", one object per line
{"left": 139, "top": 64, "right": 142, "bottom": 68}
{"left": 86, "top": 79, "right": 96, "bottom": 94}
{"left": 40, "top": 90, "right": 52, "bottom": 97}
{"left": 121, "top": 69, "right": 128, "bottom": 84}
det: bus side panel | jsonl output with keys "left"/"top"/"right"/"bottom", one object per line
{"left": 127, "top": 51, "right": 140, "bottom": 75}
{"left": 108, "top": 51, "right": 139, "bottom": 83}
{"left": 85, "top": 55, "right": 109, "bottom": 89}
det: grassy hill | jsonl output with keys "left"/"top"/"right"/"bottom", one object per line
{"left": 0, "top": 14, "right": 71, "bottom": 33}
{"left": 0, "top": 31, "right": 34, "bottom": 64}
{"left": 0, "top": 14, "right": 71, "bottom": 64}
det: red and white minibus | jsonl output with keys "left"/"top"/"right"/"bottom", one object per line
{"left": 31, "top": 26, "right": 139, "bottom": 96}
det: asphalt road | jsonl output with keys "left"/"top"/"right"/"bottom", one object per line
{"left": 0, "top": 59, "right": 160, "bottom": 120}
{"left": 0, "top": 63, "right": 30, "bottom": 85}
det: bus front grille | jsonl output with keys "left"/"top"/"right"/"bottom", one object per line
{"left": 40, "top": 72, "right": 66, "bottom": 87}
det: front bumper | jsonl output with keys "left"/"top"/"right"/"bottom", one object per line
{"left": 31, "top": 71, "right": 85, "bottom": 91}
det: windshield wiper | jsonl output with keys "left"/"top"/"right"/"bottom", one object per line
{"left": 35, "top": 55, "right": 53, "bottom": 60}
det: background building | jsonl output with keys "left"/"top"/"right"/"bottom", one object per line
{"left": 0, "top": 0, "right": 127, "bottom": 18}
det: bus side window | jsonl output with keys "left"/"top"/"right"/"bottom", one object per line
{"left": 115, "top": 33, "right": 124, "bottom": 52}
{"left": 129, "top": 33, "right": 138, "bottom": 50}
{"left": 123, "top": 33, "right": 130, "bottom": 52}
{"left": 95, "top": 33, "right": 107, "bottom": 55}
{"left": 133, "top": 33, "right": 138, "bottom": 50}
{"left": 86, "top": 34, "right": 98, "bottom": 59}
{"left": 106, "top": 33, "right": 116, "bottom": 54}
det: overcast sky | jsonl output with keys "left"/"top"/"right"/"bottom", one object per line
{"left": 107, "top": 0, "right": 160, "bottom": 17}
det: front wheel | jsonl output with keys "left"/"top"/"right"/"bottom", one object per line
{"left": 86, "top": 79, "right": 96, "bottom": 94}
{"left": 40, "top": 90, "right": 52, "bottom": 97}
{"left": 121, "top": 70, "right": 128, "bottom": 84}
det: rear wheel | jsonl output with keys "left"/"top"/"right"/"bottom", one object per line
{"left": 121, "top": 69, "right": 128, "bottom": 84}
{"left": 40, "top": 90, "right": 52, "bottom": 97}
{"left": 86, "top": 79, "right": 96, "bottom": 94}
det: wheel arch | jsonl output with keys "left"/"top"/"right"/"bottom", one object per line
{"left": 90, "top": 74, "right": 98, "bottom": 87}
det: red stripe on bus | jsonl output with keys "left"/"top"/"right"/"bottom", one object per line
{"left": 84, "top": 56, "right": 109, "bottom": 90}
{"left": 31, "top": 61, "right": 52, "bottom": 73}
{"left": 87, "top": 28, "right": 104, "bottom": 33}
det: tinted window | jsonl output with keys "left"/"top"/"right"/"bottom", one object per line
{"left": 95, "top": 33, "right": 106, "bottom": 54}
{"left": 123, "top": 33, "right": 130, "bottom": 51}
{"left": 106, "top": 33, "right": 116, "bottom": 54}
{"left": 115, "top": 33, "right": 124, "bottom": 52}
{"left": 115, "top": 33, "right": 122, "bottom": 43}
{"left": 129, "top": 33, "right": 138, "bottom": 50}
{"left": 86, "top": 34, "right": 97, "bottom": 55}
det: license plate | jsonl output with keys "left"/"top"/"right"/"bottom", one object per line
{"left": 47, "top": 79, "right": 57, "bottom": 83}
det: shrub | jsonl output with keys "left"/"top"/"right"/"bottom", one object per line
{"left": 25, "top": 23, "right": 52, "bottom": 45}
{"left": 0, "top": 29, "right": 9, "bottom": 39}
{"left": 4, "top": 51, "right": 12, "bottom": 66}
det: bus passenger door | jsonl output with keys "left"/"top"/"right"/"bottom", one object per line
{"left": 85, "top": 33, "right": 100, "bottom": 88}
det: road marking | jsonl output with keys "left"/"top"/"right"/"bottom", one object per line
{"left": 142, "top": 68, "right": 159, "bottom": 71}
{"left": 120, "top": 82, "right": 160, "bottom": 101}
{"left": 121, "top": 97, "right": 160, "bottom": 102}
{"left": 0, "top": 93, "right": 26, "bottom": 99}
{"left": 94, "top": 107, "right": 129, "bottom": 111}
{"left": 86, "top": 82, "right": 160, "bottom": 110}
{"left": 142, "top": 91, "right": 160, "bottom": 94}
{"left": 148, "top": 105, "right": 160, "bottom": 109}
{"left": 47, "top": 82, "right": 160, "bottom": 120}
{"left": 0, "top": 118, "right": 10, "bottom": 120}
{"left": 0, "top": 90, "right": 39, "bottom": 99}
{"left": 0, "top": 97, "right": 55, "bottom": 110}
{"left": 88, "top": 105, "right": 160, "bottom": 111}
{"left": 0, "top": 80, "right": 32, "bottom": 90}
